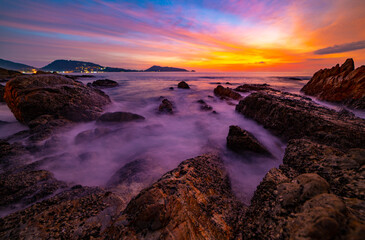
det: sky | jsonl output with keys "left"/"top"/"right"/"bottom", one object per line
{"left": 0, "top": 0, "right": 364, "bottom": 72}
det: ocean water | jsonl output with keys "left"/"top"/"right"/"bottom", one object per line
{"left": 0, "top": 72, "right": 320, "bottom": 203}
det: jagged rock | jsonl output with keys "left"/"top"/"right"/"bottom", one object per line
{"left": 105, "top": 154, "right": 245, "bottom": 239}
{"left": 158, "top": 98, "right": 174, "bottom": 114}
{"left": 214, "top": 85, "right": 241, "bottom": 100}
{"left": 88, "top": 79, "right": 119, "bottom": 88}
{"left": 97, "top": 112, "right": 145, "bottom": 123}
{"left": 235, "top": 83, "right": 272, "bottom": 92}
{"left": 0, "top": 84, "right": 4, "bottom": 102}
{"left": 75, "top": 128, "right": 111, "bottom": 144}
{"left": 177, "top": 81, "right": 190, "bottom": 89}
{"left": 236, "top": 91, "right": 365, "bottom": 149}
{"left": 0, "top": 186, "right": 124, "bottom": 239}
{"left": 4, "top": 74, "right": 111, "bottom": 125}
{"left": 226, "top": 125, "right": 270, "bottom": 155}
{"left": 301, "top": 58, "right": 365, "bottom": 109}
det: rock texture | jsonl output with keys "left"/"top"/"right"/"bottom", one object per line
{"left": 235, "top": 83, "right": 272, "bottom": 92}
{"left": 105, "top": 154, "right": 245, "bottom": 239}
{"left": 236, "top": 91, "right": 365, "bottom": 149}
{"left": 158, "top": 98, "right": 174, "bottom": 114}
{"left": 4, "top": 74, "right": 111, "bottom": 125}
{"left": 88, "top": 79, "right": 119, "bottom": 88}
{"left": 226, "top": 125, "right": 270, "bottom": 155}
{"left": 97, "top": 112, "right": 145, "bottom": 123}
{"left": 0, "top": 68, "right": 21, "bottom": 82}
{"left": 301, "top": 58, "right": 365, "bottom": 109}
{"left": 214, "top": 85, "right": 241, "bottom": 100}
{"left": 0, "top": 84, "right": 4, "bottom": 102}
{"left": 177, "top": 81, "right": 190, "bottom": 89}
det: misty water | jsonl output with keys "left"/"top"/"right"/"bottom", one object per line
{"left": 1, "top": 72, "right": 319, "bottom": 204}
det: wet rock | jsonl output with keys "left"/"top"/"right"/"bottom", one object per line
{"left": 0, "top": 140, "right": 30, "bottom": 172}
{"left": 177, "top": 81, "right": 190, "bottom": 89}
{"left": 196, "top": 99, "right": 213, "bottom": 111}
{"left": 214, "top": 85, "right": 241, "bottom": 100}
{"left": 97, "top": 112, "right": 145, "bottom": 123}
{"left": 88, "top": 79, "right": 119, "bottom": 88}
{"left": 226, "top": 125, "right": 270, "bottom": 155}
{"left": 158, "top": 98, "right": 174, "bottom": 114}
{"left": 301, "top": 58, "right": 365, "bottom": 109}
{"left": 0, "top": 186, "right": 124, "bottom": 239}
{"left": 75, "top": 128, "right": 112, "bottom": 144}
{"left": 0, "top": 170, "right": 67, "bottom": 212}
{"left": 4, "top": 74, "right": 111, "bottom": 125}
{"left": 169, "top": 87, "right": 174, "bottom": 90}
{"left": 236, "top": 91, "right": 365, "bottom": 149}
{"left": 105, "top": 154, "right": 245, "bottom": 239}
{"left": 235, "top": 83, "right": 271, "bottom": 92}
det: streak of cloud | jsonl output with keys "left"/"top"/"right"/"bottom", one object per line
{"left": 314, "top": 41, "right": 365, "bottom": 55}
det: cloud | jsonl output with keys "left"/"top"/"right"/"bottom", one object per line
{"left": 314, "top": 40, "right": 365, "bottom": 55}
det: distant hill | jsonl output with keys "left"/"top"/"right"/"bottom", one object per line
{"left": 102, "top": 67, "right": 139, "bottom": 72}
{"left": 145, "top": 65, "right": 189, "bottom": 72}
{"left": 0, "top": 59, "right": 36, "bottom": 72}
{"left": 41, "top": 60, "right": 104, "bottom": 72}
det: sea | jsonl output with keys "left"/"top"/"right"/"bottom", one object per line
{"left": 1, "top": 72, "right": 363, "bottom": 204}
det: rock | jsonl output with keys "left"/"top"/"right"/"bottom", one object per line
{"left": 214, "top": 85, "right": 241, "bottom": 100}
{"left": 0, "top": 84, "right": 4, "bottom": 102}
{"left": 88, "top": 79, "right": 119, "bottom": 88}
{"left": 0, "top": 186, "right": 124, "bottom": 239}
{"left": 301, "top": 58, "right": 365, "bottom": 109}
{"left": 235, "top": 83, "right": 271, "bottom": 92}
{"left": 105, "top": 154, "right": 245, "bottom": 239}
{"left": 0, "top": 67, "right": 22, "bottom": 82}
{"left": 4, "top": 74, "right": 111, "bottom": 125}
{"left": 169, "top": 87, "right": 174, "bottom": 90}
{"left": 197, "top": 99, "right": 213, "bottom": 111}
{"left": 75, "top": 128, "right": 111, "bottom": 144}
{"left": 226, "top": 125, "right": 270, "bottom": 155}
{"left": 34, "top": 70, "right": 51, "bottom": 75}
{"left": 236, "top": 91, "right": 365, "bottom": 149}
{"left": 158, "top": 98, "right": 174, "bottom": 114}
{"left": 177, "top": 81, "right": 190, "bottom": 89}
{"left": 97, "top": 112, "right": 145, "bottom": 123}
{"left": 0, "top": 140, "right": 30, "bottom": 172}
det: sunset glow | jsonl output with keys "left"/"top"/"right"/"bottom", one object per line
{"left": 0, "top": 0, "right": 364, "bottom": 72}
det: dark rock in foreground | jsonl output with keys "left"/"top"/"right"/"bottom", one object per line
{"left": 236, "top": 91, "right": 365, "bottom": 149}
{"left": 0, "top": 84, "right": 4, "bottom": 102}
{"left": 214, "top": 85, "right": 241, "bottom": 100}
{"left": 0, "top": 67, "right": 22, "bottom": 82}
{"left": 197, "top": 99, "right": 213, "bottom": 111}
{"left": 75, "top": 128, "right": 111, "bottom": 144}
{"left": 158, "top": 98, "right": 174, "bottom": 114}
{"left": 105, "top": 154, "right": 245, "bottom": 239}
{"left": 88, "top": 79, "right": 119, "bottom": 88}
{"left": 177, "top": 81, "right": 190, "bottom": 89}
{"left": 4, "top": 74, "right": 111, "bottom": 125}
{"left": 97, "top": 112, "right": 145, "bottom": 123}
{"left": 227, "top": 125, "right": 270, "bottom": 155}
{"left": 301, "top": 58, "right": 365, "bottom": 109}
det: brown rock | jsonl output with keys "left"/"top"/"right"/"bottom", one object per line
{"left": 97, "top": 112, "right": 145, "bottom": 123}
{"left": 4, "top": 74, "right": 111, "bottom": 125}
{"left": 105, "top": 154, "right": 245, "bottom": 239}
{"left": 88, "top": 79, "right": 119, "bottom": 88}
{"left": 0, "top": 84, "right": 4, "bottom": 102}
{"left": 301, "top": 58, "right": 365, "bottom": 109}
{"left": 226, "top": 125, "right": 270, "bottom": 155}
{"left": 158, "top": 98, "right": 174, "bottom": 114}
{"left": 235, "top": 83, "right": 272, "bottom": 92}
{"left": 0, "top": 67, "right": 22, "bottom": 82}
{"left": 177, "top": 81, "right": 190, "bottom": 89}
{"left": 214, "top": 85, "right": 241, "bottom": 100}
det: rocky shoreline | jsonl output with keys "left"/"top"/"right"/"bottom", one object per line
{"left": 0, "top": 65, "right": 364, "bottom": 239}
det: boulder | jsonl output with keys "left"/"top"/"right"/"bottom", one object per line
{"left": 301, "top": 58, "right": 365, "bottom": 109}
{"left": 105, "top": 154, "right": 245, "bottom": 239}
{"left": 177, "top": 81, "right": 190, "bottom": 89}
{"left": 235, "top": 83, "right": 272, "bottom": 92}
{"left": 88, "top": 79, "right": 119, "bottom": 88}
{"left": 4, "top": 74, "right": 111, "bottom": 125}
{"left": 236, "top": 91, "right": 365, "bottom": 149}
{"left": 226, "top": 125, "right": 270, "bottom": 155}
{"left": 158, "top": 98, "right": 174, "bottom": 114}
{"left": 97, "top": 112, "right": 145, "bottom": 123}
{"left": 0, "top": 68, "right": 22, "bottom": 82}
{"left": 214, "top": 85, "right": 241, "bottom": 100}
{"left": 75, "top": 128, "right": 112, "bottom": 144}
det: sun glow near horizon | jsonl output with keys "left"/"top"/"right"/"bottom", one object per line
{"left": 0, "top": 0, "right": 364, "bottom": 72}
